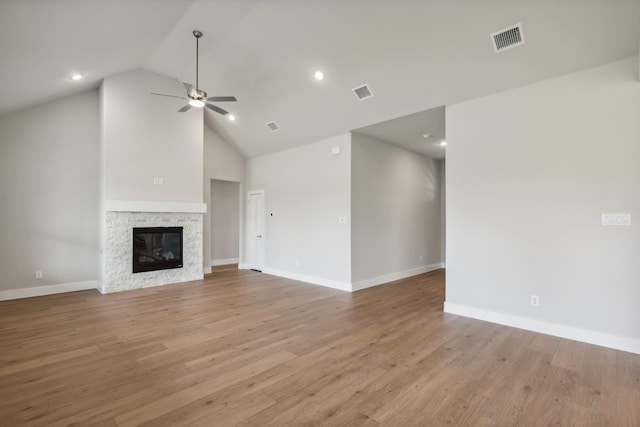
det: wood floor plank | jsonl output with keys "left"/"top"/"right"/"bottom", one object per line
{"left": 1, "top": 268, "right": 639, "bottom": 426}
{"left": 114, "top": 350, "right": 297, "bottom": 426}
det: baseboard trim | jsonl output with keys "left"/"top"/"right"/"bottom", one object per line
{"left": 210, "top": 258, "right": 239, "bottom": 267}
{"left": 444, "top": 302, "right": 640, "bottom": 355}
{"left": 0, "top": 281, "right": 99, "bottom": 301}
{"left": 203, "top": 267, "right": 212, "bottom": 274}
{"left": 262, "top": 268, "right": 351, "bottom": 292}
{"left": 352, "top": 263, "right": 445, "bottom": 291}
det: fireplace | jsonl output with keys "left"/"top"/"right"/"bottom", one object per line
{"left": 133, "top": 227, "right": 183, "bottom": 273}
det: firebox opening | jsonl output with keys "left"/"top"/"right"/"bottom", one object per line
{"left": 133, "top": 227, "right": 183, "bottom": 273}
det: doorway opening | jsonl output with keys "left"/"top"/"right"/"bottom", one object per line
{"left": 210, "top": 180, "right": 241, "bottom": 271}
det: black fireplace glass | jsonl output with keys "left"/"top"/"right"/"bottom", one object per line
{"left": 132, "top": 227, "right": 183, "bottom": 273}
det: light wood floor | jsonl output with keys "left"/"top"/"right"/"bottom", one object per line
{"left": 1, "top": 269, "right": 639, "bottom": 426}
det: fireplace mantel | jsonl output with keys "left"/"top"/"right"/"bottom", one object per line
{"left": 106, "top": 200, "right": 206, "bottom": 213}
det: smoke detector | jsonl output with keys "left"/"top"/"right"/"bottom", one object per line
{"left": 491, "top": 23, "right": 525, "bottom": 53}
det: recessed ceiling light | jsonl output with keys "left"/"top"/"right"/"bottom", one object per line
{"left": 70, "top": 73, "right": 83, "bottom": 81}
{"left": 422, "top": 133, "right": 431, "bottom": 139}
{"left": 189, "top": 99, "right": 205, "bottom": 108}
{"left": 227, "top": 114, "right": 236, "bottom": 122}
{"left": 313, "top": 70, "right": 325, "bottom": 81}
{"left": 440, "top": 141, "right": 447, "bottom": 147}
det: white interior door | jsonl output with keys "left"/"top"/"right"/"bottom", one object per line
{"left": 247, "top": 190, "right": 264, "bottom": 271}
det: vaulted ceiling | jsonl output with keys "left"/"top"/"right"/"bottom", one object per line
{"left": 1, "top": 0, "right": 639, "bottom": 158}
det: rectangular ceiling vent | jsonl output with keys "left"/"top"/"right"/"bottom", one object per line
{"left": 352, "top": 84, "right": 374, "bottom": 101}
{"left": 266, "top": 121, "right": 280, "bottom": 132}
{"left": 491, "top": 23, "right": 525, "bottom": 53}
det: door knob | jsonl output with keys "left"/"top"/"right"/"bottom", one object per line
{"left": 257, "top": 234, "right": 262, "bottom": 238}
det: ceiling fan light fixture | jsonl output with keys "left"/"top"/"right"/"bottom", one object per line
{"left": 189, "top": 99, "right": 205, "bottom": 108}
{"left": 150, "top": 30, "right": 237, "bottom": 114}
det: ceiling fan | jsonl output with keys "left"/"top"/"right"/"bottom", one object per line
{"left": 151, "top": 30, "right": 237, "bottom": 114}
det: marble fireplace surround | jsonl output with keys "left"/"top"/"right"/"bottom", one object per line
{"left": 102, "top": 200, "right": 206, "bottom": 294}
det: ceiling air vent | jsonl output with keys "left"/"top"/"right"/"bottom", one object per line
{"left": 266, "top": 121, "right": 280, "bottom": 132}
{"left": 491, "top": 23, "right": 525, "bottom": 53}
{"left": 352, "top": 84, "right": 373, "bottom": 101}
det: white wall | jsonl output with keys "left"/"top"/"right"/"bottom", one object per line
{"left": 101, "top": 69, "right": 204, "bottom": 203}
{"left": 246, "top": 134, "right": 351, "bottom": 289}
{"left": 446, "top": 57, "right": 640, "bottom": 352}
{"left": 211, "top": 180, "right": 240, "bottom": 263}
{"left": 0, "top": 91, "right": 99, "bottom": 292}
{"left": 203, "top": 125, "right": 245, "bottom": 270}
{"left": 351, "top": 133, "right": 443, "bottom": 289}
{"left": 439, "top": 160, "right": 446, "bottom": 264}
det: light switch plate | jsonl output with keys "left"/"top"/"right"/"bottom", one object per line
{"left": 601, "top": 213, "right": 631, "bottom": 226}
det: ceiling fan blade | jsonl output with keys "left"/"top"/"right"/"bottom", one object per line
{"left": 207, "top": 96, "right": 237, "bottom": 102}
{"left": 206, "top": 104, "right": 228, "bottom": 115}
{"left": 178, "top": 104, "right": 192, "bottom": 113}
{"left": 183, "top": 82, "right": 194, "bottom": 95}
{"left": 151, "top": 92, "right": 187, "bottom": 100}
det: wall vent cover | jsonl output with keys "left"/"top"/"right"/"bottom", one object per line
{"left": 491, "top": 23, "right": 525, "bottom": 53}
{"left": 266, "top": 121, "right": 280, "bottom": 132}
{"left": 352, "top": 84, "right": 374, "bottom": 101}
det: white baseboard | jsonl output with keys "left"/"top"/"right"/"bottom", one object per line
{"left": 238, "top": 263, "right": 248, "bottom": 270}
{"left": 210, "top": 258, "right": 239, "bottom": 267}
{"left": 352, "top": 263, "right": 444, "bottom": 291}
{"left": 0, "top": 281, "right": 99, "bottom": 301}
{"left": 262, "top": 268, "right": 351, "bottom": 292}
{"left": 444, "top": 302, "right": 640, "bottom": 355}
{"left": 203, "top": 267, "right": 212, "bottom": 274}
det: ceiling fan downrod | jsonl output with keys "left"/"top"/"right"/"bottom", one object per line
{"left": 193, "top": 30, "right": 202, "bottom": 91}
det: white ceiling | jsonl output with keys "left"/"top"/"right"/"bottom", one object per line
{"left": 1, "top": 0, "right": 639, "bottom": 159}
{"left": 354, "top": 106, "right": 446, "bottom": 159}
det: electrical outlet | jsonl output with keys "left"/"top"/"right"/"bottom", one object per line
{"left": 295, "top": 260, "right": 299, "bottom": 267}
{"left": 35, "top": 270, "right": 43, "bottom": 279}
{"left": 338, "top": 216, "right": 346, "bottom": 224}
{"left": 530, "top": 295, "right": 539, "bottom": 307}
{"left": 419, "top": 255, "right": 423, "bottom": 262}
